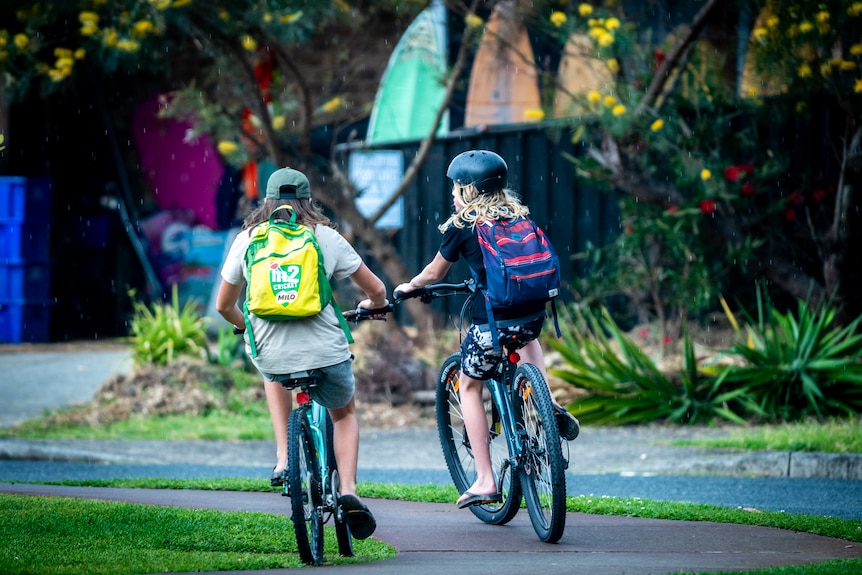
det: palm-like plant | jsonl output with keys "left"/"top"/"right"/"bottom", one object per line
{"left": 548, "top": 305, "right": 754, "bottom": 425}
{"left": 721, "top": 285, "right": 862, "bottom": 422}
{"left": 129, "top": 285, "right": 210, "bottom": 366}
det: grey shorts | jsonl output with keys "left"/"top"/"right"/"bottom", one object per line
{"left": 460, "top": 317, "right": 544, "bottom": 380}
{"left": 260, "top": 357, "right": 355, "bottom": 410}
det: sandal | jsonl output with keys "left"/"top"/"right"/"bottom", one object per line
{"left": 270, "top": 467, "right": 288, "bottom": 487}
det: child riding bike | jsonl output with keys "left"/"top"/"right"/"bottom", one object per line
{"left": 394, "top": 149, "right": 580, "bottom": 509}
{"left": 216, "top": 166, "right": 386, "bottom": 539}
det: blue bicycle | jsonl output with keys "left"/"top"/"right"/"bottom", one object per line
{"left": 349, "top": 279, "right": 568, "bottom": 543}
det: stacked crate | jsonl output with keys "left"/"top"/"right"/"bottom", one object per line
{"left": 0, "top": 177, "right": 53, "bottom": 343}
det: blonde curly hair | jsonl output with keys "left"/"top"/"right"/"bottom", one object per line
{"left": 438, "top": 183, "right": 530, "bottom": 232}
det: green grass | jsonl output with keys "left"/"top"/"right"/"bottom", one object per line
{"left": 3, "top": 481, "right": 860, "bottom": 575}
{"left": 672, "top": 418, "right": 862, "bottom": 453}
{"left": 0, "top": 493, "right": 393, "bottom": 574}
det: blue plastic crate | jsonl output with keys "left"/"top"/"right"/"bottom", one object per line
{"left": 0, "top": 299, "right": 53, "bottom": 343}
{"left": 0, "top": 219, "right": 51, "bottom": 260}
{"left": 0, "top": 177, "right": 52, "bottom": 221}
{"left": 0, "top": 260, "right": 53, "bottom": 300}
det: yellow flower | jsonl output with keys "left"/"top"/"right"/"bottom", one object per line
{"left": 854, "top": 78, "right": 862, "bottom": 93}
{"left": 587, "top": 90, "right": 601, "bottom": 104}
{"left": 263, "top": 12, "right": 273, "bottom": 23}
{"left": 850, "top": 44, "right": 862, "bottom": 56}
{"left": 217, "top": 141, "right": 239, "bottom": 155}
{"left": 752, "top": 26, "right": 767, "bottom": 42}
{"left": 524, "top": 108, "right": 545, "bottom": 121}
{"left": 606, "top": 58, "right": 619, "bottom": 73}
{"left": 116, "top": 39, "right": 140, "bottom": 52}
{"left": 597, "top": 32, "right": 614, "bottom": 47}
{"left": 103, "top": 29, "right": 118, "bottom": 47}
{"left": 603, "top": 94, "right": 616, "bottom": 107}
{"left": 321, "top": 96, "right": 343, "bottom": 113}
{"left": 279, "top": 11, "right": 304, "bottom": 24}
{"left": 747, "top": 87, "right": 759, "bottom": 97}
{"left": 218, "top": 10, "right": 229, "bottom": 21}
{"left": 54, "top": 47, "right": 73, "bottom": 59}
{"left": 820, "top": 62, "right": 832, "bottom": 76}
{"left": 550, "top": 11, "right": 567, "bottom": 28}
{"left": 766, "top": 16, "right": 779, "bottom": 28}
{"left": 605, "top": 17, "right": 620, "bottom": 31}
{"left": 79, "top": 11, "right": 99, "bottom": 25}
{"left": 241, "top": 35, "right": 256, "bottom": 51}
{"left": 850, "top": 2, "right": 862, "bottom": 17}
{"left": 797, "top": 63, "right": 812, "bottom": 78}
{"left": 465, "top": 14, "right": 484, "bottom": 30}
{"left": 171, "top": 0, "right": 193, "bottom": 7}
{"left": 798, "top": 21, "right": 813, "bottom": 33}
{"left": 74, "top": 48, "right": 86, "bottom": 60}
{"left": 611, "top": 104, "right": 626, "bottom": 116}
{"left": 650, "top": 118, "right": 664, "bottom": 132}
{"left": 13, "top": 34, "right": 28, "bottom": 49}
{"left": 148, "top": 0, "right": 171, "bottom": 10}
{"left": 816, "top": 11, "right": 830, "bottom": 23}
{"left": 841, "top": 60, "right": 858, "bottom": 70}
{"left": 132, "top": 20, "right": 154, "bottom": 37}
{"left": 272, "top": 116, "right": 286, "bottom": 130}
{"left": 701, "top": 169, "right": 711, "bottom": 181}
{"left": 334, "top": 0, "right": 350, "bottom": 12}
{"left": 55, "top": 56, "right": 74, "bottom": 70}
{"left": 578, "top": 3, "right": 593, "bottom": 17}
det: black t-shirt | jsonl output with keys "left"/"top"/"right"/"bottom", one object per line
{"left": 439, "top": 223, "right": 545, "bottom": 324}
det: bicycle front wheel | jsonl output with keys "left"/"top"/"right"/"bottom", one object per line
{"left": 513, "top": 363, "right": 567, "bottom": 543}
{"left": 436, "top": 352, "right": 521, "bottom": 525}
{"left": 287, "top": 409, "right": 324, "bottom": 565}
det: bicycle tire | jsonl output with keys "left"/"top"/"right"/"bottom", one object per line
{"left": 325, "top": 411, "right": 354, "bottom": 557}
{"left": 287, "top": 409, "right": 325, "bottom": 564}
{"left": 435, "top": 352, "right": 521, "bottom": 525}
{"left": 513, "top": 363, "right": 567, "bottom": 543}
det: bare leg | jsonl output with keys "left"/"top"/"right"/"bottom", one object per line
{"left": 329, "top": 397, "right": 359, "bottom": 496}
{"left": 456, "top": 374, "right": 497, "bottom": 505}
{"left": 264, "top": 379, "right": 292, "bottom": 473}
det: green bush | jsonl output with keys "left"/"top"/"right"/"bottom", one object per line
{"left": 720, "top": 285, "right": 862, "bottom": 422}
{"left": 129, "top": 285, "right": 210, "bottom": 366}
{"left": 548, "top": 305, "right": 756, "bottom": 425}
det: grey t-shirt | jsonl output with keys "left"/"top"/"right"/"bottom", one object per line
{"left": 221, "top": 224, "right": 362, "bottom": 374}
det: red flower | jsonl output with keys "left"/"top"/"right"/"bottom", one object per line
{"left": 666, "top": 205, "right": 679, "bottom": 214}
{"left": 784, "top": 207, "right": 796, "bottom": 222}
{"left": 813, "top": 189, "right": 827, "bottom": 202}
{"left": 640, "top": 329, "right": 648, "bottom": 338}
{"left": 654, "top": 50, "right": 666, "bottom": 65}
{"left": 663, "top": 336, "right": 672, "bottom": 346}
{"left": 699, "top": 199, "right": 717, "bottom": 213}
{"left": 789, "top": 192, "right": 804, "bottom": 206}
{"left": 723, "top": 164, "right": 755, "bottom": 182}
{"left": 741, "top": 182, "right": 755, "bottom": 197}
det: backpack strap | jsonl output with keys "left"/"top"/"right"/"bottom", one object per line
{"left": 329, "top": 293, "right": 354, "bottom": 344}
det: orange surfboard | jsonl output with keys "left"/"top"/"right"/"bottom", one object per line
{"left": 553, "top": 32, "right": 613, "bottom": 118}
{"left": 464, "top": 1, "right": 542, "bottom": 127}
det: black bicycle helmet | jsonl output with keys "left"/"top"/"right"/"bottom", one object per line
{"left": 446, "top": 150, "right": 508, "bottom": 194}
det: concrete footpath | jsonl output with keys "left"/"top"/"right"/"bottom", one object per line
{"left": 1, "top": 344, "right": 862, "bottom": 574}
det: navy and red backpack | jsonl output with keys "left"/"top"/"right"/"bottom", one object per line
{"left": 474, "top": 216, "right": 562, "bottom": 350}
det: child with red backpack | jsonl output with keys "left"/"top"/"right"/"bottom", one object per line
{"left": 395, "top": 150, "right": 579, "bottom": 509}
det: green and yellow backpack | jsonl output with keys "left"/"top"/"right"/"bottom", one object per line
{"left": 243, "top": 205, "right": 352, "bottom": 357}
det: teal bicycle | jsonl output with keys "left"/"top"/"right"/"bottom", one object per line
{"left": 350, "top": 279, "right": 568, "bottom": 543}
{"left": 233, "top": 328, "right": 353, "bottom": 565}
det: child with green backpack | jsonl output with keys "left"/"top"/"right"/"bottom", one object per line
{"left": 216, "top": 167, "right": 387, "bottom": 538}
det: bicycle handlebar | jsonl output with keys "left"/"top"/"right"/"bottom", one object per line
{"left": 344, "top": 278, "right": 476, "bottom": 323}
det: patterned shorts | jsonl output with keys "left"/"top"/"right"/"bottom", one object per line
{"left": 459, "top": 317, "right": 545, "bottom": 380}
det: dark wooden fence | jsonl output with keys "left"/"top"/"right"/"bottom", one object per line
{"left": 337, "top": 122, "right": 621, "bottom": 298}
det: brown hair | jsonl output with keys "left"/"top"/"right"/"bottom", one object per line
{"left": 243, "top": 198, "right": 335, "bottom": 235}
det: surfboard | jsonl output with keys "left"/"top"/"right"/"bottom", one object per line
{"left": 365, "top": 0, "right": 448, "bottom": 144}
{"left": 463, "top": 1, "right": 542, "bottom": 127}
{"left": 740, "top": 6, "right": 783, "bottom": 98}
{"left": 553, "top": 32, "right": 613, "bottom": 118}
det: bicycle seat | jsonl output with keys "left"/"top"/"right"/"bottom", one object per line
{"left": 274, "top": 370, "right": 323, "bottom": 390}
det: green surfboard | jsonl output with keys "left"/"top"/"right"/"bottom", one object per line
{"left": 366, "top": 1, "right": 448, "bottom": 144}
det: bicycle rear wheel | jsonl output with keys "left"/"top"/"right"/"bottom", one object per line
{"left": 324, "top": 411, "right": 354, "bottom": 557}
{"left": 287, "top": 409, "right": 324, "bottom": 564}
{"left": 513, "top": 363, "right": 567, "bottom": 543}
{"left": 436, "top": 352, "right": 521, "bottom": 525}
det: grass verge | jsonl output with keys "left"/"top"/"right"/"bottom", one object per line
{"left": 0, "top": 492, "right": 393, "bottom": 574}
{"left": 672, "top": 418, "right": 862, "bottom": 453}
